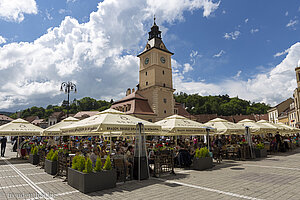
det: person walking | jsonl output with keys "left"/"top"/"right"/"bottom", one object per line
{"left": 1, "top": 136, "right": 7, "bottom": 157}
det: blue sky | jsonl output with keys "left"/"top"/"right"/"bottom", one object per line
{"left": 0, "top": 0, "right": 300, "bottom": 112}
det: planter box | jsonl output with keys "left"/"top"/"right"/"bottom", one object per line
{"left": 254, "top": 148, "right": 267, "bottom": 158}
{"left": 193, "top": 157, "right": 213, "bottom": 170}
{"left": 44, "top": 159, "right": 58, "bottom": 175}
{"left": 29, "top": 154, "right": 39, "bottom": 165}
{"left": 68, "top": 167, "right": 117, "bottom": 194}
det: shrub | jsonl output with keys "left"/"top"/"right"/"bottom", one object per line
{"left": 77, "top": 156, "right": 86, "bottom": 172}
{"left": 94, "top": 156, "right": 102, "bottom": 172}
{"left": 83, "top": 158, "right": 93, "bottom": 173}
{"left": 51, "top": 151, "right": 58, "bottom": 161}
{"left": 31, "top": 146, "right": 38, "bottom": 155}
{"left": 71, "top": 155, "right": 79, "bottom": 170}
{"left": 46, "top": 149, "right": 54, "bottom": 160}
{"left": 103, "top": 155, "right": 112, "bottom": 170}
{"left": 195, "top": 147, "right": 210, "bottom": 158}
{"left": 256, "top": 143, "right": 264, "bottom": 150}
{"left": 195, "top": 148, "right": 201, "bottom": 158}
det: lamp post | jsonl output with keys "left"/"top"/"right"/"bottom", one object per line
{"left": 60, "top": 81, "right": 77, "bottom": 117}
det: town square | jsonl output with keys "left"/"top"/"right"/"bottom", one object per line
{"left": 0, "top": 0, "right": 300, "bottom": 200}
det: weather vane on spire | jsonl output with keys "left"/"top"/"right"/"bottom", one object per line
{"left": 154, "top": 14, "right": 156, "bottom": 25}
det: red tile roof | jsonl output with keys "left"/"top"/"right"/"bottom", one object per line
{"left": 111, "top": 91, "right": 155, "bottom": 115}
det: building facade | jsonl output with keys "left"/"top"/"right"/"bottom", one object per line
{"left": 112, "top": 19, "right": 176, "bottom": 122}
{"left": 288, "top": 102, "right": 297, "bottom": 128}
{"left": 267, "top": 98, "right": 293, "bottom": 124}
{"left": 293, "top": 66, "right": 300, "bottom": 127}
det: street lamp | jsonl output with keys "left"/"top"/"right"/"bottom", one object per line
{"left": 60, "top": 81, "right": 77, "bottom": 117}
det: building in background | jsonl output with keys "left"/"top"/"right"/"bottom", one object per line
{"left": 288, "top": 102, "right": 297, "bottom": 128}
{"left": 0, "top": 114, "right": 13, "bottom": 126}
{"left": 267, "top": 98, "right": 293, "bottom": 124}
{"left": 112, "top": 19, "right": 175, "bottom": 122}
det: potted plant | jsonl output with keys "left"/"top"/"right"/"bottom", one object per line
{"left": 44, "top": 149, "right": 58, "bottom": 175}
{"left": 68, "top": 155, "right": 117, "bottom": 194}
{"left": 254, "top": 143, "right": 267, "bottom": 158}
{"left": 29, "top": 146, "right": 39, "bottom": 165}
{"left": 193, "top": 147, "right": 213, "bottom": 170}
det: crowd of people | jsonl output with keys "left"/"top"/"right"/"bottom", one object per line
{"left": 9, "top": 133, "right": 300, "bottom": 177}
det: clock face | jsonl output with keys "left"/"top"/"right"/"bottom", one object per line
{"left": 145, "top": 58, "right": 149, "bottom": 65}
{"left": 160, "top": 56, "right": 166, "bottom": 63}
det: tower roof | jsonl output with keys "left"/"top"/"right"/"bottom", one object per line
{"left": 138, "top": 17, "right": 173, "bottom": 57}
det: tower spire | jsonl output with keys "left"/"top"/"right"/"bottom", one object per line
{"left": 148, "top": 15, "right": 161, "bottom": 40}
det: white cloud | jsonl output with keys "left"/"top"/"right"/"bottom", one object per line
{"left": 250, "top": 28, "right": 259, "bottom": 34}
{"left": 224, "top": 31, "right": 240, "bottom": 40}
{"left": 213, "top": 50, "right": 225, "bottom": 57}
{"left": 286, "top": 19, "right": 298, "bottom": 28}
{"left": 0, "top": 0, "right": 38, "bottom": 22}
{"left": 274, "top": 48, "right": 290, "bottom": 57}
{"left": 233, "top": 70, "right": 242, "bottom": 79}
{"left": 0, "top": 0, "right": 220, "bottom": 110}
{"left": 245, "top": 18, "right": 248, "bottom": 23}
{"left": 45, "top": 9, "right": 53, "bottom": 20}
{"left": 0, "top": 36, "right": 6, "bottom": 44}
{"left": 183, "top": 63, "right": 193, "bottom": 74}
{"left": 285, "top": 11, "right": 289, "bottom": 16}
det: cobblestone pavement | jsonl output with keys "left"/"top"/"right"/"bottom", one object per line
{"left": 1, "top": 144, "right": 300, "bottom": 200}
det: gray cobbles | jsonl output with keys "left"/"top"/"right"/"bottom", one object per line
{"left": 1, "top": 144, "right": 300, "bottom": 199}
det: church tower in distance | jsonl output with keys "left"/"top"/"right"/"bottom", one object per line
{"left": 137, "top": 17, "right": 175, "bottom": 121}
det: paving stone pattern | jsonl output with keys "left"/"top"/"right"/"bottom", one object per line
{"left": 1, "top": 144, "right": 300, "bottom": 200}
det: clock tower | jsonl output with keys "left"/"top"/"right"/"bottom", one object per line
{"left": 137, "top": 18, "right": 175, "bottom": 121}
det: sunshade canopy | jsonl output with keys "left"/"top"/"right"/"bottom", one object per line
{"left": 42, "top": 117, "right": 79, "bottom": 136}
{"left": 276, "top": 122, "right": 299, "bottom": 135}
{"left": 204, "top": 118, "right": 245, "bottom": 135}
{"left": 155, "top": 114, "right": 210, "bottom": 136}
{"left": 237, "top": 119, "right": 276, "bottom": 134}
{"left": 0, "top": 118, "right": 43, "bottom": 136}
{"left": 256, "top": 120, "right": 283, "bottom": 133}
{"left": 61, "top": 108, "right": 161, "bottom": 136}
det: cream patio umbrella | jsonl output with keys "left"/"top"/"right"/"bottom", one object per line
{"left": 0, "top": 118, "right": 43, "bottom": 136}
{"left": 204, "top": 118, "right": 245, "bottom": 135}
{"left": 42, "top": 117, "right": 79, "bottom": 136}
{"left": 155, "top": 114, "right": 209, "bottom": 136}
{"left": 61, "top": 108, "right": 161, "bottom": 136}
{"left": 237, "top": 119, "right": 276, "bottom": 134}
{"left": 155, "top": 114, "right": 214, "bottom": 149}
{"left": 256, "top": 120, "right": 283, "bottom": 134}
{"left": 276, "top": 122, "right": 299, "bottom": 135}
{"left": 0, "top": 118, "right": 44, "bottom": 157}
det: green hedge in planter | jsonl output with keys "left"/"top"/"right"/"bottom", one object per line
{"left": 94, "top": 156, "right": 102, "bottom": 172}
{"left": 68, "top": 155, "right": 116, "bottom": 193}
{"left": 46, "top": 149, "right": 54, "bottom": 160}
{"left": 195, "top": 147, "right": 210, "bottom": 158}
{"left": 193, "top": 147, "right": 213, "bottom": 171}
{"left": 256, "top": 143, "right": 264, "bottom": 150}
{"left": 31, "top": 146, "right": 38, "bottom": 155}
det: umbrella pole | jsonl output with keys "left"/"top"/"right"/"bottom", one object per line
{"left": 206, "top": 129, "right": 210, "bottom": 151}
{"left": 109, "top": 135, "right": 111, "bottom": 154}
{"left": 17, "top": 136, "right": 20, "bottom": 158}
